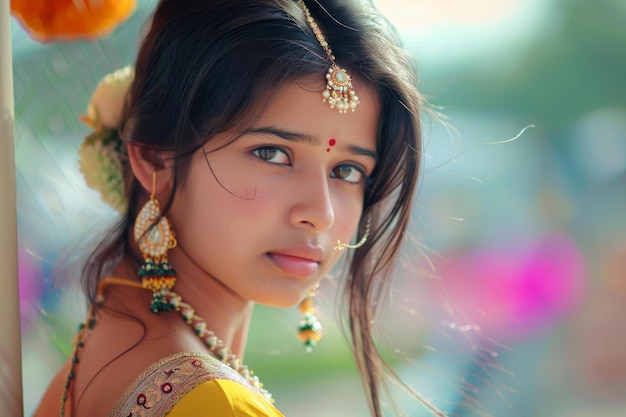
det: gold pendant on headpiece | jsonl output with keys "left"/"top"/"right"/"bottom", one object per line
{"left": 296, "top": 0, "right": 360, "bottom": 114}
{"left": 323, "top": 66, "right": 359, "bottom": 113}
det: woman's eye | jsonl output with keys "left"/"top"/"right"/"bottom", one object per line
{"left": 331, "top": 165, "right": 364, "bottom": 184}
{"left": 252, "top": 146, "right": 290, "bottom": 165}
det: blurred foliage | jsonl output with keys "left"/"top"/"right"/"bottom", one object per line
{"left": 428, "top": 0, "right": 626, "bottom": 131}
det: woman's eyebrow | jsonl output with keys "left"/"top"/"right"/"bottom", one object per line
{"left": 245, "top": 126, "right": 320, "bottom": 145}
{"left": 344, "top": 144, "right": 378, "bottom": 164}
{"left": 244, "top": 126, "right": 378, "bottom": 163}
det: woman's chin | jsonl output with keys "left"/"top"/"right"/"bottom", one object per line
{"left": 253, "top": 292, "right": 308, "bottom": 309}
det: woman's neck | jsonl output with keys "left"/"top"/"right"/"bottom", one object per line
{"left": 171, "top": 244, "right": 255, "bottom": 358}
{"left": 112, "top": 248, "right": 254, "bottom": 359}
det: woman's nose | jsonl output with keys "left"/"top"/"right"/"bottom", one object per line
{"left": 288, "top": 169, "right": 335, "bottom": 232}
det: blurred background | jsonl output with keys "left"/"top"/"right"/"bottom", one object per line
{"left": 11, "top": 0, "right": 626, "bottom": 416}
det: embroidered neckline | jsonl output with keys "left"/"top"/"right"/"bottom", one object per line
{"left": 109, "top": 351, "right": 261, "bottom": 417}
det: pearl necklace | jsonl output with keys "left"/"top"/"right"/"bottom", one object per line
{"left": 60, "top": 278, "right": 272, "bottom": 416}
{"left": 162, "top": 288, "right": 273, "bottom": 402}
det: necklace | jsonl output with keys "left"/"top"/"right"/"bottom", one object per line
{"left": 162, "top": 288, "right": 272, "bottom": 401}
{"left": 60, "top": 278, "right": 272, "bottom": 416}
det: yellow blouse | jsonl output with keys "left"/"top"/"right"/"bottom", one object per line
{"left": 110, "top": 352, "right": 284, "bottom": 417}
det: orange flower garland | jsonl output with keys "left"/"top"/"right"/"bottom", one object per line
{"left": 11, "top": 0, "right": 136, "bottom": 42}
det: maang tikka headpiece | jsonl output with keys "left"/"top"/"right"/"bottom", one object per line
{"left": 296, "top": 0, "right": 360, "bottom": 113}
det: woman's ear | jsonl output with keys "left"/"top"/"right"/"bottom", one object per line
{"left": 127, "top": 143, "right": 172, "bottom": 195}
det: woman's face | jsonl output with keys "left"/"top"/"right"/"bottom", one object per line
{"left": 169, "top": 80, "right": 379, "bottom": 307}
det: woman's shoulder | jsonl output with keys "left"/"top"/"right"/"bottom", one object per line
{"left": 110, "top": 351, "right": 245, "bottom": 416}
{"left": 168, "top": 378, "right": 285, "bottom": 417}
{"left": 111, "top": 352, "right": 283, "bottom": 417}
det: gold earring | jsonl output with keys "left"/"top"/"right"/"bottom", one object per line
{"left": 298, "top": 285, "right": 322, "bottom": 352}
{"left": 335, "top": 215, "right": 371, "bottom": 251}
{"left": 134, "top": 172, "right": 178, "bottom": 312}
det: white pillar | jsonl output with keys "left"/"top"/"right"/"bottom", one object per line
{"left": 0, "top": 0, "right": 24, "bottom": 415}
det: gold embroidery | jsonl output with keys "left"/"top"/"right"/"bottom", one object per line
{"left": 110, "top": 352, "right": 252, "bottom": 417}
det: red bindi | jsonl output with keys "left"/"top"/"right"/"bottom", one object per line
{"left": 326, "top": 138, "right": 337, "bottom": 152}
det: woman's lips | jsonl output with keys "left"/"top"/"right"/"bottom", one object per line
{"left": 267, "top": 253, "right": 319, "bottom": 279}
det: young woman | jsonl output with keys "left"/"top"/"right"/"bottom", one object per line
{"left": 35, "top": 0, "right": 433, "bottom": 415}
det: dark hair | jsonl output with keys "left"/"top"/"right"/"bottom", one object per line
{"left": 83, "top": 0, "right": 427, "bottom": 415}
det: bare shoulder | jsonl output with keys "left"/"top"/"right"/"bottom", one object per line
{"left": 62, "top": 305, "right": 201, "bottom": 417}
{"left": 34, "top": 283, "right": 209, "bottom": 417}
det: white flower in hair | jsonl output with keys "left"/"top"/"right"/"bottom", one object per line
{"left": 84, "top": 66, "right": 135, "bottom": 129}
{"left": 78, "top": 66, "right": 134, "bottom": 213}
{"left": 78, "top": 137, "right": 126, "bottom": 212}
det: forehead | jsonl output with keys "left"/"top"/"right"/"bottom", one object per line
{"left": 255, "top": 77, "right": 380, "bottom": 147}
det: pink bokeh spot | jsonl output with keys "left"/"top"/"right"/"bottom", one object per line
{"left": 436, "top": 233, "right": 587, "bottom": 340}
{"left": 18, "top": 246, "right": 44, "bottom": 325}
